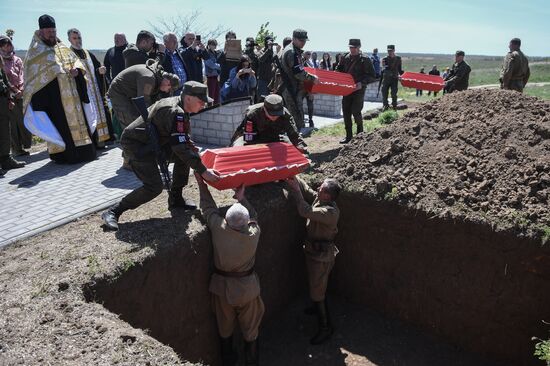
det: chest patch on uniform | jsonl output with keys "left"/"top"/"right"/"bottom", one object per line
{"left": 170, "top": 112, "right": 190, "bottom": 146}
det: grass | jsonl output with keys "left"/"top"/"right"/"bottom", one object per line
{"left": 525, "top": 84, "right": 550, "bottom": 100}
{"left": 313, "top": 110, "right": 400, "bottom": 137}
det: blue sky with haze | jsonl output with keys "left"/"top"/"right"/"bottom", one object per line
{"left": 2, "top": 0, "right": 549, "bottom": 56}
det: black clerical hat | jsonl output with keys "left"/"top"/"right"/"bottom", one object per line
{"left": 39, "top": 14, "right": 56, "bottom": 29}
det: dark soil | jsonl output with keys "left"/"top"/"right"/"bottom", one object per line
{"left": 327, "top": 89, "right": 550, "bottom": 241}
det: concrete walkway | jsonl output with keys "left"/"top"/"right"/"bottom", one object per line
{"left": 0, "top": 145, "right": 140, "bottom": 248}
{"left": 0, "top": 102, "right": 384, "bottom": 248}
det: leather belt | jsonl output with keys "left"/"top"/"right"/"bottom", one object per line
{"left": 214, "top": 267, "right": 254, "bottom": 278}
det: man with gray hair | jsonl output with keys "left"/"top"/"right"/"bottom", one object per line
{"left": 286, "top": 175, "right": 341, "bottom": 345}
{"left": 162, "top": 32, "right": 188, "bottom": 95}
{"left": 195, "top": 174, "right": 263, "bottom": 366}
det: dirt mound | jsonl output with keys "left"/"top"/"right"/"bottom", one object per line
{"left": 327, "top": 89, "right": 550, "bottom": 240}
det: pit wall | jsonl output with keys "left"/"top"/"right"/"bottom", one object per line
{"left": 89, "top": 186, "right": 307, "bottom": 366}
{"left": 332, "top": 192, "right": 550, "bottom": 366}
{"left": 190, "top": 97, "right": 252, "bottom": 147}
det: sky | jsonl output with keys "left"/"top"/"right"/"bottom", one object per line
{"left": 2, "top": 0, "right": 549, "bottom": 56}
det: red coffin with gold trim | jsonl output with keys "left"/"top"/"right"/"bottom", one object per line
{"left": 400, "top": 71, "right": 445, "bottom": 92}
{"left": 201, "top": 142, "right": 311, "bottom": 190}
{"left": 303, "top": 67, "right": 356, "bottom": 96}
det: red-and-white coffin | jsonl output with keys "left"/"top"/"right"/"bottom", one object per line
{"left": 303, "top": 67, "right": 356, "bottom": 96}
{"left": 400, "top": 71, "right": 445, "bottom": 92}
{"left": 201, "top": 142, "right": 311, "bottom": 190}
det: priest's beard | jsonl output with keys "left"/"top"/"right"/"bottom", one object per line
{"left": 42, "top": 38, "right": 57, "bottom": 47}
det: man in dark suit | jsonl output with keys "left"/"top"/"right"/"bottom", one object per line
{"left": 179, "top": 32, "right": 209, "bottom": 82}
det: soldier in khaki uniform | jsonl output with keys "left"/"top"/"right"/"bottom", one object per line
{"left": 279, "top": 29, "right": 318, "bottom": 130}
{"left": 230, "top": 94, "right": 307, "bottom": 151}
{"left": 101, "top": 81, "right": 220, "bottom": 231}
{"left": 286, "top": 175, "right": 341, "bottom": 345}
{"left": 500, "top": 38, "right": 530, "bottom": 92}
{"left": 107, "top": 60, "right": 179, "bottom": 130}
{"left": 195, "top": 176, "right": 264, "bottom": 366}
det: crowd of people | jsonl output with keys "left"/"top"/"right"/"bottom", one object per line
{"left": 0, "top": 14, "right": 534, "bottom": 365}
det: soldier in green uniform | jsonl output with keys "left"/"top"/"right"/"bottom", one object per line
{"left": 381, "top": 45, "right": 403, "bottom": 110}
{"left": 286, "top": 175, "right": 341, "bottom": 345}
{"left": 443, "top": 50, "right": 471, "bottom": 93}
{"left": 107, "top": 60, "right": 179, "bottom": 130}
{"left": 500, "top": 38, "right": 530, "bottom": 92}
{"left": 195, "top": 179, "right": 263, "bottom": 366}
{"left": 279, "top": 29, "right": 319, "bottom": 130}
{"left": 101, "top": 81, "right": 220, "bottom": 231}
{"left": 336, "top": 39, "right": 376, "bottom": 143}
{"left": 230, "top": 94, "right": 307, "bottom": 152}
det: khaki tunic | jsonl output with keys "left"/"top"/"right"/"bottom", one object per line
{"left": 295, "top": 178, "right": 340, "bottom": 301}
{"left": 199, "top": 191, "right": 264, "bottom": 341}
{"left": 500, "top": 50, "right": 530, "bottom": 92}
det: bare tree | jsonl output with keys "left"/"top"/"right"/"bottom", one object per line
{"left": 149, "top": 10, "right": 229, "bottom": 44}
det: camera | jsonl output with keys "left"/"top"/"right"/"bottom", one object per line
{"left": 196, "top": 35, "right": 201, "bottom": 42}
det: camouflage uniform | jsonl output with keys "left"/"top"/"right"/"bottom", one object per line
{"left": 500, "top": 49, "right": 530, "bottom": 92}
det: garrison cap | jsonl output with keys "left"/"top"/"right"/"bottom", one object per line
{"left": 455, "top": 50, "right": 465, "bottom": 56}
{"left": 264, "top": 94, "right": 284, "bottom": 116}
{"left": 183, "top": 81, "right": 213, "bottom": 103}
{"left": 39, "top": 14, "right": 56, "bottom": 29}
{"left": 387, "top": 45, "right": 395, "bottom": 51}
{"left": 293, "top": 29, "right": 309, "bottom": 41}
{"left": 348, "top": 39, "right": 361, "bottom": 47}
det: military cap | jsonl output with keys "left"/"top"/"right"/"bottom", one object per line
{"left": 264, "top": 94, "right": 284, "bottom": 116}
{"left": 293, "top": 29, "right": 309, "bottom": 41}
{"left": 455, "top": 50, "right": 465, "bottom": 56}
{"left": 348, "top": 39, "right": 361, "bottom": 47}
{"left": 38, "top": 14, "right": 56, "bottom": 29}
{"left": 510, "top": 38, "right": 521, "bottom": 46}
{"left": 183, "top": 81, "right": 213, "bottom": 103}
{"left": 387, "top": 45, "right": 395, "bottom": 51}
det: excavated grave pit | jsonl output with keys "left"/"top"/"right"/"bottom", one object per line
{"left": 84, "top": 183, "right": 549, "bottom": 366}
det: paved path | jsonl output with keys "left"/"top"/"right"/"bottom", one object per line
{"left": 0, "top": 145, "right": 140, "bottom": 248}
{"left": 0, "top": 102, "right": 384, "bottom": 248}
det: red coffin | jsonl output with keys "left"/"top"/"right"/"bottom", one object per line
{"left": 201, "top": 142, "right": 311, "bottom": 190}
{"left": 303, "top": 67, "right": 356, "bottom": 96}
{"left": 400, "top": 71, "right": 445, "bottom": 92}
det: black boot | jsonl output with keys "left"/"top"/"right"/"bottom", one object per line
{"left": 220, "top": 335, "right": 237, "bottom": 366}
{"left": 339, "top": 135, "right": 352, "bottom": 144}
{"left": 244, "top": 338, "right": 259, "bottom": 366}
{"left": 310, "top": 299, "right": 333, "bottom": 345}
{"left": 1, "top": 156, "right": 25, "bottom": 170}
{"left": 168, "top": 189, "right": 197, "bottom": 210}
{"left": 101, "top": 203, "right": 124, "bottom": 231}
{"left": 356, "top": 121, "right": 364, "bottom": 134}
